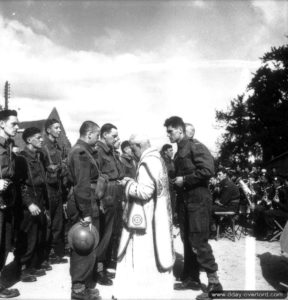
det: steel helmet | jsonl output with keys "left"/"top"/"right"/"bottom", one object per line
{"left": 68, "top": 222, "right": 99, "bottom": 256}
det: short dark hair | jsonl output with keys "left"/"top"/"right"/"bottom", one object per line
{"left": 161, "top": 144, "right": 172, "bottom": 153}
{"left": 217, "top": 167, "right": 228, "bottom": 175}
{"left": 121, "top": 140, "right": 130, "bottom": 153}
{"left": 164, "top": 116, "right": 185, "bottom": 132}
{"left": 0, "top": 110, "right": 17, "bottom": 121}
{"left": 45, "top": 118, "right": 60, "bottom": 133}
{"left": 79, "top": 121, "right": 99, "bottom": 137}
{"left": 22, "top": 127, "right": 41, "bottom": 143}
{"left": 100, "top": 123, "right": 117, "bottom": 138}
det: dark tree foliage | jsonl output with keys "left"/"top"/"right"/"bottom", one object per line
{"left": 216, "top": 42, "right": 288, "bottom": 166}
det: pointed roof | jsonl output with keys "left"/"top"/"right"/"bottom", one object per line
{"left": 14, "top": 107, "right": 71, "bottom": 151}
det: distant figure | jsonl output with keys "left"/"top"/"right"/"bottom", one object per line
{"left": 213, "top": 168, "right": 240, "bottom": 213}
{"left": 185, "top": 123, "right": 195, "bottom": 139}
{"left": 120, "top": 140, "right": 137, "bottom": 179}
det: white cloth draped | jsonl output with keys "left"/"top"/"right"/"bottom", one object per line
{"left": 113, "top": 147, "right": 174, "bottom": 299}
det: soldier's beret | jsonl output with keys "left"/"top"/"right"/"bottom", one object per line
{"left": 22, "top": 127, "right": 41, "bottom": 143}
{"left": 45, "top": 118, "right": 60, "bottom": 132}
{"left": 0, "top": 109, "right": 17, "bottom": 121}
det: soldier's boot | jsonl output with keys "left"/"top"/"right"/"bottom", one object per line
{"left": 196, "top": 272, "right": 223, "bottom": 300}
{"left": 0, "top": 285, "right": 20, "bottom": 298}
{"left": 71, "top": 284, "right": 101, "bottom": 300}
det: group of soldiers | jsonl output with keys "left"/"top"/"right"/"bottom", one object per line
{"left": 1, "top": 108, "right": 287, "bottom": 300}
{"left": 0, "top": 110, "right": 69, "bottom": 298}
{"left": 0, "top": 111, "right": 139, "bottom": 300}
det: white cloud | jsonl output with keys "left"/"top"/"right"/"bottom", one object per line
{"left": 252, "top": 0, "right": 288, "bottom": 25}
{"left": 0, "top": 14, "right": 260, "bottom": 151}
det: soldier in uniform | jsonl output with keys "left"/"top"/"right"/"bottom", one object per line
{"left": 0, "top": 110, "right": 20, "bottom": 298}
{"left": 164, "top": 116, "right": 222, "bottom": 300}
{"left": 68, "top": 121, "right": 101, "bottom": 300}
{"left": 95, "top": 123, "right": 124, "bottom": 285}
{"left": 120, "top": 141, "right": 136, "bottom": 179}
{"left": 42, "top": 119, "right": 67, "bottom": 264}
{"left": 12, "top": 127, "right": 50, "bottom": 281}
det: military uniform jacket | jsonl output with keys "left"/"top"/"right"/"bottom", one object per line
{"left": 96, "top": 141, "right": 125, "bottom": 207}
{"left": 16, "top": 147, "right": 47, "bottom": 209}
{"left": 120, "top": 153, "right": 137, "bottom": 179}
{"left": 174, "top": 137, "right": 215, "bottom": 232}
{"left": 68, "top": 139, "right": 99, "bottom": 218}
{"left": 174, "top": 137, "right": 214, "bottom": 192}
{"left": 96, "top": 141, "right": 124, "bottom": 181}
{"left": 0, "top": 136, "right": 16, "bottom": 207}
{"left": 42, "top": 136, "right": 66, "bottom": 187}
{"left": 218, "top": 177, "right": 240, "bottom": 206}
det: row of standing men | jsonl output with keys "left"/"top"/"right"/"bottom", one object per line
{"left": 0, "top": 111, "right": 222, "bottom": 300}
{"left": 0, "top": 110, "right": 138, "bottom": 299}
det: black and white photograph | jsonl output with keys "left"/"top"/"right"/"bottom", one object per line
{"left": 0, "top": 0, "right": 288, "bottom": 299}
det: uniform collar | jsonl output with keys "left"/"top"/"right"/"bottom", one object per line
{"left": 0, "top": 136, "right": 13, "bottom": 148}
{"left": 24, "top": 146, "right": 40, "bottom": 159}
{"left": 44, "top": 135, "right": 58, "bottom": 148}
{"left": 177, "top": 137, "right": 189, "bottom": 149}
{"left": 0, "top": 136, "right": 7, "bottom": 147}
{"left": 96, "top": 141, "right": 112, "bottom": 154}
{"left": 76, "top": 139, "right": 95, "bottom": 154}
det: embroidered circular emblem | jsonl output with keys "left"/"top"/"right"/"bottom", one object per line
{"left": 132, "top": 215, "right": 143, "bottom": 226}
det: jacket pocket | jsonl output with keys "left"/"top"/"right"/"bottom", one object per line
{"left": 187, "top": 202, "right": 209, "bottom": 232}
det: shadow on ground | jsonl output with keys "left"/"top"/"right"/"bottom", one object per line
{"left": 258, "top": 252, "right": 288, "bottom": 291}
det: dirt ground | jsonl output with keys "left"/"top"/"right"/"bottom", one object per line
{"left": 5, "top": 228, "right": 288, "bottom": 300}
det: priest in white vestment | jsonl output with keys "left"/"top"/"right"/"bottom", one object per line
{"left": 113, "top": 134, "right": 175, "bottom": 299}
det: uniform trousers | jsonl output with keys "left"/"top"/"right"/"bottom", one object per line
{"left": 181, "top": 189, "right": 218, "bottom": 281}
{"left": 47, "top": 186, "right": 65, "bottom": 257}
{"left": 0, "top": 209, "right": 13, "bottom": 271}
{"left": 70, "top": 218, "right": 100, "bottom": 289}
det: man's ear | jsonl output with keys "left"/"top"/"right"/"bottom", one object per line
{"left": 46, "top": 127, "right": 51, "bottom": 135}
{"left": 0, "top": 120, "right": 5, "bottom": 129}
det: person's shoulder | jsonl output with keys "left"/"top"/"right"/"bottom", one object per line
{"left": 69, "top": 145, "right": 89, "bottom": 161}
{"left": 190, "top": 138, "right": 211, "bottom": 154}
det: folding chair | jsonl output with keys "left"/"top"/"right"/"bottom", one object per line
{"left": 214, "top": 211, "right": 237, "bottom": 242}
{"left": 269, "top": 219, "right": 284, "bottom": 242}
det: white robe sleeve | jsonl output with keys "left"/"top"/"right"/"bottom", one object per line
{"left": 126, "top": 160, "right": 156, "bottom": 201}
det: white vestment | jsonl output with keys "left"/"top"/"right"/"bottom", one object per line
{"left": 113, "top": 147, "right": 174, "bottom": 299}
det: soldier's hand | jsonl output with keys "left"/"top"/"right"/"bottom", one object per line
{"left": 118, "top": 177, "right": 130, "bottom": 186}
{"left": 174, "top": 176, "right": 184, "bottom": 188}
{"left": 47, "top": 164, "right": 59, "bottom": 172}
{"left": 28, "top": 204, "right": 41, "bottom": 216}
{"left": 80, "top": 216, "right": 92, "bottom": 226}
{"left": 0, "top": 179, "right": 9, "bottom": 192}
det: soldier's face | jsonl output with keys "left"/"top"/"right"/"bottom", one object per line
{"left": 48, "top": 123, "right": 61, "bottom": 138}
{"left": 166, "top": 126, "right": 182, "bottom": 143}
{"left": 165, "top": 148, "right": 173, "bottom": 158}
{"left": 89, "top": 128, "right": 100, "bottom": 146}
{"left": 104, "top": 128, "right": 119, "bottom": 148}
{"left": 217, "top": 171, "right": 226, "bottom": 181}
{"left": 29, "top": 133, "right": 43, "bottom": 149}
{"left": 1, "top": 116, "right": 19, "bottom": 137}
{"left": 124, "top": 146, "right": 133, "bottom": 157}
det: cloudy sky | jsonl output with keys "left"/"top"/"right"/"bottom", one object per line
{"left": 0, "top": 0, "right": 287, "bottom": 152}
